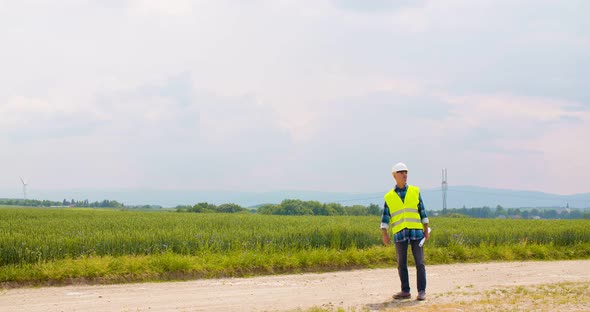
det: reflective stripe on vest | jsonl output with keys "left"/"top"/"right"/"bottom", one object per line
{"left": 384, "top": 185, "right": 423, "bottom": 233}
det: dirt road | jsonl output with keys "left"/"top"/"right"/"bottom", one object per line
{"left": 1, "top": 260, "right": 589, "bottom": 311}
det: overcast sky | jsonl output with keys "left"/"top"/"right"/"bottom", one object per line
{"left": 1, "top": 0, "right": 589, "bottom": 196}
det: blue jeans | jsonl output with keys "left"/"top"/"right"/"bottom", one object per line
{"left": 395, "top": 239, "right": 426, "bottom": 293}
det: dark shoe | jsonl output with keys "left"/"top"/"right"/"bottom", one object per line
{"left": 393, "top": 291, "right": 411, "bottom": 299}
{"left": 416, "top": 291, "right": 426, "bottom": 301}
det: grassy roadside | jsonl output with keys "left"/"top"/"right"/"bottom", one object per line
{"left": 1, "top": 208, "right": 588, "bottom": 288}
{"left": 1, "top": 244, "right": 589, "bottom": 288}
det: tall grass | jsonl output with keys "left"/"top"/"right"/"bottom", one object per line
{"left": 0, "top": 207, "right": 380, "bottom": 266}
{"left": 429, "top": 218, "right": 588, "bottom": 246}
{"left": 0, "top": 207, "right": 588, "bottom": 286}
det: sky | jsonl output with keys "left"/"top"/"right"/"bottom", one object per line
{"left": 1, "top": 0, "right": 589, "bottom": 197}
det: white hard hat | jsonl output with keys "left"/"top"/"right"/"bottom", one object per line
{"left": 392, "top": 162, "right": 408, "bottom": 173}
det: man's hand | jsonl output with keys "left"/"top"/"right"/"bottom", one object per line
{"left": 423, "top": 224, "right": 430, "bottom": 240}
{"left": 381, "top": 228, "right": 390, "bottom": 246}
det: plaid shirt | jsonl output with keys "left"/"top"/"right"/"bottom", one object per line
{"left": 381, "top": 184, "right": 429, "bottom": 242}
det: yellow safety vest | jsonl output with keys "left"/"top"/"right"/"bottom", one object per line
{"left": 384, "top": 185, "right": 423, "bottom": 234}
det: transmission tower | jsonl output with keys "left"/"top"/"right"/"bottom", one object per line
{"left": 441, "top": 168, "right": 448, "bottom": 214}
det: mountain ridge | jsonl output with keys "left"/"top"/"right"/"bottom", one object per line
{"left": 1, "top": 186, "right": 589, "bottom": 209}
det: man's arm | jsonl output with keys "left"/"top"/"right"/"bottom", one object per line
{"left": 381, "top": 228, "right": 390, "bottom": 246}
{"left": 381, "top": 202, "right": 391, "bottom": 246}
{"left": 419, "top": 193, "right": 430, "bottom": 240}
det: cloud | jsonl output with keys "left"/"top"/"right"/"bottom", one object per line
{"left": 421, "top": 93, "right": 590, "bottom": 162}
{"left": 440, "top": 93, "right": 587, "bottom": 136}
{"left": 0, "top": 95, "right": 103, "bottom": 142}
{"left": 1, "top": 1, "right": 588, "bottom": 195}
{"left": 428, "top": 93, "right": 590, "bottom": 192}
{"left": 128, "top": 0, "right": 195, "bottom": 17}
{"left": 331, "top": 0, "right": 426, "bottom": 13}
{"left": 284, "top": 89, "right": 590, "bottom": 193}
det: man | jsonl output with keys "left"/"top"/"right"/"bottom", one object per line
{"left": 381, "top": 162, "right": 430, "bottom": 301}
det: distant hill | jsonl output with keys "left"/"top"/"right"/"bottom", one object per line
{"left": 1, "top": 186, "right": 589, "bottom": 209}
{"left": 422, "top": 186, "right": 590, "bottom": 210}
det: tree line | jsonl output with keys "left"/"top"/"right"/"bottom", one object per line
{"left": 3, "top": 198, "right": 587, "bottom": 219}
{"left": 177, "top": 201, "right": 588, "bottom": 219}
{"left": 441, "top": 205, "right": 589, "bottom": 219}
{"left": 0, "top": 198, "right": 123, "bottom": 208}
{"left": 175, "top": 202, "right": 249, "bottom": 213}
{"left": 176, "top": 199, "right": 382, "bottom": 216}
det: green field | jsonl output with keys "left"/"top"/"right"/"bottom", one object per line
{"left": 1, "top": 207, "right": 589, "bottom": 287}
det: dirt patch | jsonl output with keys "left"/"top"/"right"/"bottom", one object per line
{"left": 0, "top": 260, "right": 589, "bottom": 311}
{"left": 366, "top": 281, "right": 589, "bottom": 311}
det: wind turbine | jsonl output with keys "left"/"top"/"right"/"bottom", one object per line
{"left": 20, "top": 177, "right": 28, "bottom": 200}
